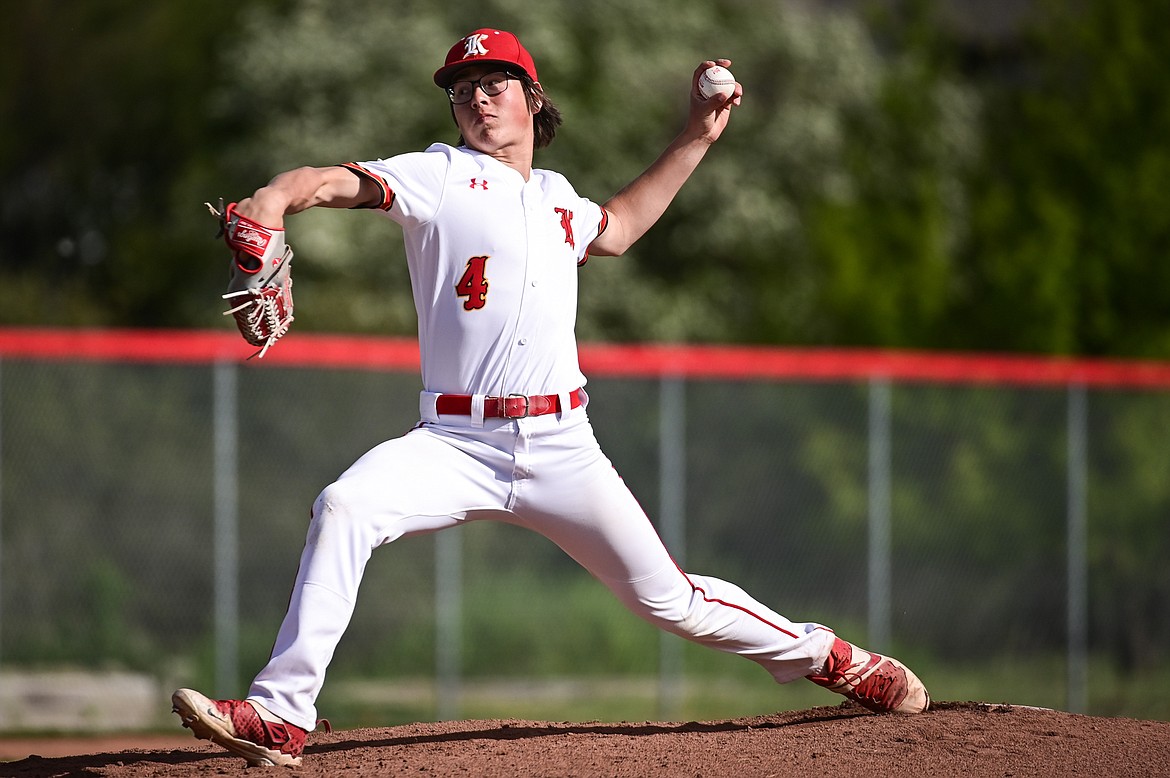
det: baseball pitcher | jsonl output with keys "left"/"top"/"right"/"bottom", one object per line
{"left": 173, "top": 27, "right": 929, "bottom": 768}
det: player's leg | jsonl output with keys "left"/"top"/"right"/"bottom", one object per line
{"left": 511, "top": 412, "right": 831, "bottom": 681}
{"left": 246, "top": 425, "right": 516, "bottom": 729}
{"left": 513, "top": 411, "right": 928, "bottom": 712}
{"left": 176, "top": 422, "right": 516, "bottom": 760}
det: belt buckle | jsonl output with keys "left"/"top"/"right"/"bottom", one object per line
{"left": 502, "top": 393, "right": 530, "bottom": 419}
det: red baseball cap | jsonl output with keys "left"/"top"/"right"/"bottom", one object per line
{"left": 433, "top": 28, "right": 539, "bottom": 88}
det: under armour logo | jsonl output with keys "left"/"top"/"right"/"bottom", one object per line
{"left": 463, "top": 33, "right": 489, "bottom": 59}
{"left": 554, "top": 207, "right": 575, "bottom": 249}
{"left": 470, "top": 178, "right": 489, "bottom": 190}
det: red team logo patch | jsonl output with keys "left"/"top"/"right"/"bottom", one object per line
{"left": 554, "top": 207, "right": 574, "bottom": 249}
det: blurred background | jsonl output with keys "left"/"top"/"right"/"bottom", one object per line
{"left": 0, "top": 0, "right": 1167, "bottom": 734}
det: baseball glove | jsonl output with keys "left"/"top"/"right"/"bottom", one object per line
{"left": 207, "top": 199, "right": 294, "bottom": 358}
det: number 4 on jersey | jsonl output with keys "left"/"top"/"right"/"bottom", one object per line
{"left": 456, "top": 255, "right": 490, "bottom": 310}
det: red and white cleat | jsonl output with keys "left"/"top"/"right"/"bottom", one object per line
{"left": 171, "top": 688, "right": 307, "bottom": 767}
{"left": 808, "top": 637, "right": 931, "bottom": 714}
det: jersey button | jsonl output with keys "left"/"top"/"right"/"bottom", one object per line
{"left": 519, "top": 337, "right": 529, "bottom": 346}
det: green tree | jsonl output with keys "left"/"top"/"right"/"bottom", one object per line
{"left": 208, "top": 0, "right": 977, "bottom": 345}
{"left": 0, "top": 1, "right": 289, "bottom": 327}
{"left": 957, "top": 0, "right": 1170, "bottom": 357}
{"left": 787, "top": 0, "right": 978, "bottom": 348}
{"left": 6, "top": 0, "right": 1168, "bottom": 360}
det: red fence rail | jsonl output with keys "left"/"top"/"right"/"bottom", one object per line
{"left": 2, "top": 326, "right": 1170, "bottom": 389}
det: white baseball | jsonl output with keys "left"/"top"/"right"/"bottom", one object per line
{"left": 697, "top": 65, "right": 736, "bottom": 101}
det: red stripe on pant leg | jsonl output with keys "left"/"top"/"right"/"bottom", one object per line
{"left": 672, "top": 561, "right": 802, "bottom": 641}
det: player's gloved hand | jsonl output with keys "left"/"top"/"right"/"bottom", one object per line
{"left": 207, "top": 199, "right": 295, "bottom": 358}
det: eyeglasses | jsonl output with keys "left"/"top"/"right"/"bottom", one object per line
{"left": 447, "top": 71, "right": 515, "bottom": 105}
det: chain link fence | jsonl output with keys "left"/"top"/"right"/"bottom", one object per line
{"left": 0, "top": 333, "right": 1167, "bottom": 730}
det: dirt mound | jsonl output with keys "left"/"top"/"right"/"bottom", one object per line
{"left": 2, "top": 701, "right": 1167, "bottom": 777}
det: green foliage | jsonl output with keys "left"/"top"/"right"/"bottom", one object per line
{"left": 461, "top": 559, "right": 660, "bottom": 677}
{"left": 958, "top": 0, "right": 1170, "bottom": 357}
{"left": 206, "top": 0, "right": 978, "bottom": 344}
{"left": 3, "top": 0, "right": 1168, "bottom": 356}
{"left": 1087, "top": 392, "right": 1170, "bottom": 671}
{"left": 0, "top": 1, "right": 284, "bottom": 326}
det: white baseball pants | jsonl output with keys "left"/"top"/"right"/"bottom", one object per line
{"left": 249, "top": 398, "right": 835, "bottom": 729}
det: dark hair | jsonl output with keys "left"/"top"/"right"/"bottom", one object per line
{"left": 525, "top": 74, "right": 562, "bottom": 149}
{"left": 451, "top": 71, "right": 562, "bottom": 150}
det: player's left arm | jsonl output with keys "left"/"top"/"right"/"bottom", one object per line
{"left": 589, "top": 59, "right": 742, "bottom": 257}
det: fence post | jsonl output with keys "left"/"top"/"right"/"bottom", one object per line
{"left": 213, "top": 361, "right": 240, "bottom": 696}
{"left": 0, "top": 358, "right": 4, "bottom": 667}
{"left": 1067, "top": 384, "right": 1088, "bottom": 714}
{"left": 657, "top": 375, "right": 686, "bottom": 719}
{"left": 435, "top": 529, "right": 463, "bottom": 720}
{"left": 867, "top": 377, "right": 892, "bottom": 651}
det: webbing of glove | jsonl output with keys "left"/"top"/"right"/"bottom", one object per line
{"left": 222, "top": 280, "right": 295, "bottom": 359}
{"left": 207, "top": 200, "right": 295, "bottom": 358}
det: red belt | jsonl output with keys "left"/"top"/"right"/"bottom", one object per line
{"left": 435, "top": 388, "right": 584, "bottom": 419}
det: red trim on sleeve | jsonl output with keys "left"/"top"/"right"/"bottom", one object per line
{"left": 581, "top": 207, "right": 610, "bottom": 266}
{"left": 338, "top": 163, "right": 396, "bottom": 211}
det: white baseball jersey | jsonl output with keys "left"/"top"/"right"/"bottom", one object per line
{"left": 341, "top": 143, "right": 608, "bottom": 397}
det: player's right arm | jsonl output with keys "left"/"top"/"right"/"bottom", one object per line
{"left": 233, "top": 166, "right": 382, "bottom": 228}
{"left": 589, "top": 60, "right": 741, "bottom": 258}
